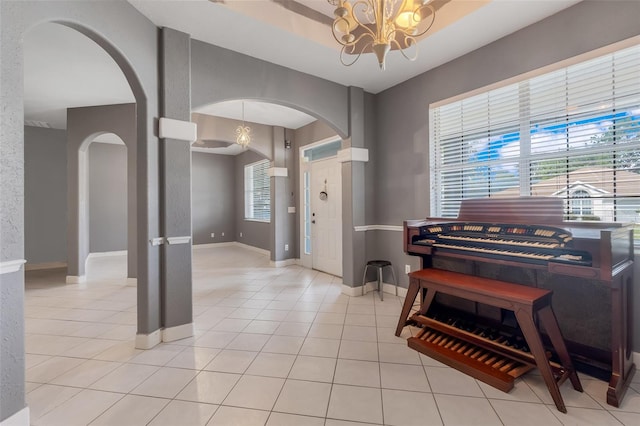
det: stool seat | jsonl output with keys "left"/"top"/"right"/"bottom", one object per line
{"left": 362, "top": 260, "right": 397, "bottom": 301}
{"left": 366, "top": 260, "right": 392, "bottom": 268}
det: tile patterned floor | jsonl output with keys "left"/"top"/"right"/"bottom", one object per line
{"left": 24, "top": 245, "right": 640, "bottom": 425}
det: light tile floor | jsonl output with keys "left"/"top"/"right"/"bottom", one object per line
{"left": 24, "top": 245, "right": 640, "bottom": 425}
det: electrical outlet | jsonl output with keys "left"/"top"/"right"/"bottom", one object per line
{"left": 405, "top": 264, "right": 411, "bottom": 274}
{"left": 284, "top": 244, "right": 289, "bottom": 251}
{"left": 211, "top": 233, "right": 215, "bottom": 238}
{"left": 221, "top": 232, "right": 225, "bottom": 237}
{"left": 240, "top": 232, "right": 243, "bottom": 237}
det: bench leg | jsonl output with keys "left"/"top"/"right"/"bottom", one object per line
{"left": 395, "top": 279, "right": 420, "bottom": 336}
{"left": 514, "top": 308, "right": 567, "bottom": 413}
{"left": 538, "top": 305, "right": 583, "bottom": 392}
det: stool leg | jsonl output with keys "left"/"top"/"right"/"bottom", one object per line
{"left": 361, "top": 265, "right": 369, "bottom": 296}
{"left": 388, "top": 266, "right": 398, "bottom": 296}
{"left": 377, "top": 267, "right": 383, "bottom": 301}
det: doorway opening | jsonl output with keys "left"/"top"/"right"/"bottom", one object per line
{"left": 299, "top": 138, "right": 343, "bottom": 276}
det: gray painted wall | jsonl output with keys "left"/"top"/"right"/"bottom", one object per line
{"left": 373, "top": 1, "right": 640, "bottom": 349}
{"left": 236, "top": 150, "right": 271, "bottom": 251}
{"left": 24, "top": 126, "right": 68, "bottom": 265}
{"left": 89, "top": 142, "right": 127, "bottom": 253}
{"left": 190, "top": 41, "right": 349, "bottom": 139}
{"left": 192, "top": 152, "right": 236, "bottom": 245}
{"left": 1, "top": 2, "right": 159, "bottom": 420}
{"left": 67, "top": 103, "right": 137, "bottom": 278}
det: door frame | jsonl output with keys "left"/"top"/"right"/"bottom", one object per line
{"left": 298, "top": 137, "right": 343, "bottom": 273}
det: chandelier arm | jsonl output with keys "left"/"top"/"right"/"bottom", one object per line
{"left": 339, "top": 39, "right": 373, "bottom": 66}
{"left": 393, "top": 36, "right": 418, "bottom": 62}
{"left": 351, "top": 0, "right": 378, "bottom": 40}
{"left": 412, "top": 4, "right": 436, "bottom": 38}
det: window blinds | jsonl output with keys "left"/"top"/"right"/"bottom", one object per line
{"left": 430, "top": 44, "right": 640, "bottom": 228}
{"left": 245, "top": 159, "right": 271, "bottom": 222}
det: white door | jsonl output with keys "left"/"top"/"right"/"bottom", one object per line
{"left": 310, "top": 157, "right": 342, "bottom": 276}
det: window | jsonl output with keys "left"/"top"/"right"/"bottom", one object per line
{"left": 244, "top": 159, "right": 271, "bottom": 222}
{"left": 430, "top": 44, "right": 640, "bottom": 236}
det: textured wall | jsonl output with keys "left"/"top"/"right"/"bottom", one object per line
{"left": 373, "top": 1, "right": 640, "bottom": 350}
{"left": 192, "top": 152, "right": 236, "bottom": 245}
{"left": 24, "top": 126, "right": 68, "bottom": 265}
{"left": 190, "top": 40, "right": 349, "bottom": 139}
{"left": 1, "top": 1, "right": 159, "bottom": 420}
{"left": 67, "top": 103, "right": 136, "bottom": 278}
{"left": 89, "top": 142, "right": 127, "bottom": 253}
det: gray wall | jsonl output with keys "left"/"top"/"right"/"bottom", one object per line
{"left": 190, "top": 41, "right": 349, "bottom": 139}
{"left": 1, "top": 2, "right": 159, "bottom": 420}
{"left": 89, "top": 142, "right": 127, "bottom": 253}
{"left": 373, "top": 1, "right": 640, "bottom": 349}
{"left": 67, "top": 103, "right": 137, "bottom": 278}
{"left": 24, "top": 126, "right": 67, "bottom": 265}
{"left": 236, "top": 150, "right": 271, "bottom": 251}
{"left": 192, "top": 152, "right": 236, "bottom": 245}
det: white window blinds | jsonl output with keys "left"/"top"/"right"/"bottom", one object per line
{"left": 430, "top": 44, "right": 640, "bottom": 230}
{"left": 244, "top": 159, "right": 271, "bottom": 222}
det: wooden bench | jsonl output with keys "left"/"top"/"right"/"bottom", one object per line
{"left": 398, "top": 268, "right": 583, "bottom": 413}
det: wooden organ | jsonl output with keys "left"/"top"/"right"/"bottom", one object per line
{"left": 396, "top": 197, "right": 635, "bottom": 407}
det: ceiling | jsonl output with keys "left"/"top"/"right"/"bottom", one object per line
{"left": 23, "top": 0, "right": 581, "bottom": 149}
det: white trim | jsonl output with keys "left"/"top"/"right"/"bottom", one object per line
{"left": 87, "top": 250, "right": 127, "bottom": 259}
{"left": 126, "top": 278, "right": 137, "bottom": 286}
{"left": 234, "top": 242, "right": 270, "bottom": 256}
{"left": 430, "top": 36, "right": 640, "bottom": 108}
{"left": 354, "top": 225, "right": 403, "bottom": 232}
{"left": 135, "top": 330, "right": 162, "bottom": 349}
{"left": 159, "top": 117, "right": 197, "bottom": 142}
{"left": 0, "top": 406, "right": 29, "bottom": 426}
{"left": 267, "top": 167, "right": 288, "bottom": 177}
{"left": 150, "top": 237, "right": 165, "bottom": 246}
{"left": 337, "top": 147, "right": 369, "bottom": 163}
{"left": 192, "top": 242, "right": 236, "bottom": 250}
{"left": 633, "top": 351, "right": 640, "bottom": 367}
{"left": 162, "top": 323, "right": 194, "bottom": 342}
{"left": 0, "top": 259, "right": 26, "bottom": 275}
{"left": 65, "top": 275, "right": 86, "bottom": 284}
{"left": 270, "top": 259, "right": 297, "bottom": 267}
{"left": 166, "top": 236, "right": 191, "bottom": 245}
{"left": 25, "top": 261, "right": 67, "bottom": 271}
{"left": 193, "top": 241, "right": 271, "bottom": 257}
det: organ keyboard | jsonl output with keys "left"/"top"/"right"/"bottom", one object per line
{"left": 397, "top": 197, "right": 635, "bottom": 407}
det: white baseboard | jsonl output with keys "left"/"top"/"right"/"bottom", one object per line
{"left": 162, "top": 322, "right": 194, "bottom": 342}
{"left": 192, "top": 242, "right": 236, "bottom": 250}
{"left": 0, "top": 406, "right": 29, "bottom": 426}
{"left": 234, "top": 242, "right": 270, "bottom": 256}
{"left": 126, "top": 278, "right": 137, "bottom": 286}
{"left": 135, "top": 329, "right": 162, "bottom": 349}
{"left": 633, "top": 351, "right": 640, "bottom": 366}
{"left": 65, "top": 275, "right": 86, "bottom": 284}
{"left": 193, "top": 241, "right": 271, "bottom": 257}
{"left": 87, "top": 250, "right": 127, "bottom": 259}
{"left": 270, "top": 258, "right": 298, "bottom": 267}
{"left": 25, "top": 261, "right": 66, "bottom": 271}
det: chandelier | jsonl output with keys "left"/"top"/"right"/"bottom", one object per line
{"left": 328, "top": 0, "right": 436, "bottom": 70}
{"left": 236, "top": 102, "right": 251, "bottom": 148}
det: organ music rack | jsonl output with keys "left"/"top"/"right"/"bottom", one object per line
{"left": 396, "top": 197, "right": 635, "bottom": 407}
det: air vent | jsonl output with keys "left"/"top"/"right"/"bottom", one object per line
{"left": 24, "top": 120, "right": 52, "bottom": 128}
